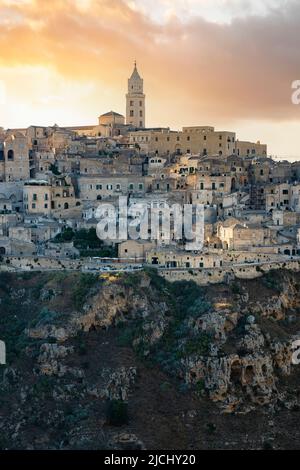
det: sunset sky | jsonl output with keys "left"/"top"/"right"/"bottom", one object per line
{"left": 1, "top": 0, "right": 300, "bottom": 159}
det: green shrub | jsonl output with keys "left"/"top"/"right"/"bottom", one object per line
{"left": 160, "top": 381, "right": 172, "bottom": 392}
{"left": 206, "top": 422, "right": 217, "bottom": 434}
{"left": 262, "top": 271, "right": 281, "bottom": 292}
{"left": 74, "top": 331, "right": 88, "bottom": 355}
{"left": 31, "top": 307, "right": 64, "bottom": 327}
{"left": 106, "top": 400, "right": 128, "bottom": 426}
{"left": 231, "top": 282, "right": 241, "bottom": 294}
{"left": 117, "top": 327, "right": 135, "bottom": 347}
{"left": 72, "top": 273, "right": 98, "bottom": 309}
{"left": 196, "top": 379, "right": 205, "bottom": 394}
{"left": 182, "top": 333, "right": 211, "bottom": 357}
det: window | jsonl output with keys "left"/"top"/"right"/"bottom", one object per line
{"left": 44, "top": 204, "right": 48, "bottom": 209}
{"left": 130, "top": 100, "right": 134, "bottom": 106}
{"left": 33, "top": 194, "right": 37, "bottom": 201}
{"left": 138, "top": 183, "right": 143, "bottom": 190}
{"left": 212, "top": 183, "right": 216, "bottom": 190}
{"left": 129, "top": 183, "right": 134, "bottom": 190}
{"left": 140, "top": 110, "right": 143, "bottom": 117}
{"left": 44, "top": 194, "right": 48, "bottom": 201}
{"left": 204, "top": 135, "right": 207, "bottom": 141}
{"left": 140, "top": 121, "right": 143, "bottom": 127}
{"left": 130, "top": 110, "right": 134, "bottom": 117}
{"left": 177, "top": 136, "right": 180, "bottom": 141}
{"left": 139, "top": 101, "right": 143, "bottom": 106}
{"left": 7, "top": 150, "right": 14, "bottom": 161}
{"left": 282, "top": 189, "right": 288, "bottom": 195}
{"left": 32, "top": 203, "right": 36, "bottom": 209}
{"left": 96, "top": 184, "right": 102, "bottom": 190}
{"left": 187, "top": 136, "right": 190, "bottom": 141}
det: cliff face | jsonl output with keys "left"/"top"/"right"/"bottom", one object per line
{"left": 1, "top": 269, "right": 300, "bottom": 449}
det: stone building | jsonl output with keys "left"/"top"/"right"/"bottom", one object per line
{"left": 0, "top": 132, "right": 30, "bottom": 182}
{"left": 217, "top": 219, "right": 268, "bottom": 250}
{"left": 129, "top": 126, "right": 267, "bottom": 158}
{"left": 126, "top": 62, "right": 145, "bottom": 128}
{"left": 265, "top": 182, "right": 300, "bottom": 214}
{"left": 118, "top": 239, "right": 154, "bottom": 260}
{"left": 146, "top": 248, "right": 222, "bottom": 269}
{"left": 94, "top": 111, "right": 127, "bottom": 137}
{"left": 23, "top": 176, "right": 76, "bottom": 215}
{"left": 78, "top": 175, "right": 151, "bottom": 201}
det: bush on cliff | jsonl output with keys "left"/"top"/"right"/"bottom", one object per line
{"left": 105, "top": 400, "right": 128, "bottom": 426}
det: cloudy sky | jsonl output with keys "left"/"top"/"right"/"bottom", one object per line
{"left": 0, "top": 0, "right": 300, "bottom": 158}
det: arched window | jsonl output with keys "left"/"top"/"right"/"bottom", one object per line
{"left": 64, "top": 203, "right": 69, "bottom": 210}
{"left": 7, "top": 150, "right": 14, "bottom": 161}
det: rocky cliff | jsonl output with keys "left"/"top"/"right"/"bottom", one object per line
{"left": 1, "top": 269, "right": 300, "bottom": 449}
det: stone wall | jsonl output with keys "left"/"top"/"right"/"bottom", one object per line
{"left": 161, "top": 259, "right": 300, "bottom": 285}
{"left": 1, "top": 254, "right": 300, "bottom": 287}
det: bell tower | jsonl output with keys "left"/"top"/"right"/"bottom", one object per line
{"left": 126, "top": 61, "right": 145, "bottom": 128}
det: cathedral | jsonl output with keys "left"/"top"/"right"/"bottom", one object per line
{"left": 2, "top": 63, "right": 147, "bottom": 164}
{"left": 93, "top": 62, "right": 146, "bottom": 137}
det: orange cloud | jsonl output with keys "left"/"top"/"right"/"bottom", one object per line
{"left": 0, "top": 0, "right": 300, "bottom": 129}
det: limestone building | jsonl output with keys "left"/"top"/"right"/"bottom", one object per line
{"left": 94, "top": 111, "right": 126, "bottom": 137}
{"left": 0, "top": 132, "right": 30, "bottom": 182}
{"left": 126, "top": 62, "right": 145, "bottom": 128}
{"left": 129, "top": 126, "right": 267, "bottom": 158}
{"left": 23, "top": 176, "right": 76, "bottom": 215}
